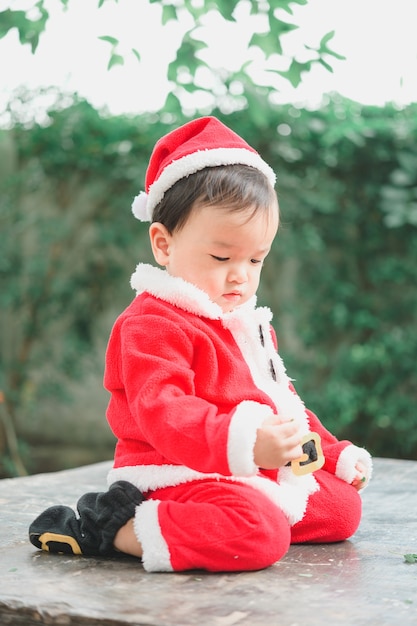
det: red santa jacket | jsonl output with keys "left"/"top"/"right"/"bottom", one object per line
{"left": 104, "top": 263, "right": 372, "bottom": 525}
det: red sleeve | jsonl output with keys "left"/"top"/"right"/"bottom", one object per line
{"left": 119, "top": 314, "right": 234, "bottom": 474}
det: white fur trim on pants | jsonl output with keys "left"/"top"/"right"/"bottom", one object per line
{"left": 133, "top": 499, "right": 173, "bottom": 572}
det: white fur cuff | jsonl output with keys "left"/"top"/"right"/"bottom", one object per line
{"left": 227, "top": 401, "right": 272, "bottom": 476}
{"left": 335, "top": 444, "right": 373, "bottom": 488}
{"left": 134, "top": 499, "right": 173, "bottom": 572}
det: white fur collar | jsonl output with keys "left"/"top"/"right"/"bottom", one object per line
{"left": 130, "top": 263, "right": 258, "bottom": 320}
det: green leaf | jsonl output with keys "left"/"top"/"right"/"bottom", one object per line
{"left": 267, "top": 0, "right": 307, "bottom": 15}
{"left": 318, "top": 58, "right": 334, "bottom": 73}
{"left": 99, "top": 35, "right": 119, "bottom": 46}
{"left": 170, "top": 32, "right": 208, "bottom": 81}
{"left": 0, "top": 10, "right": 19, "bottom": 40}
{"left": 162, "top": 4, "right": 177, "bottom": 25}
{"left": 274, "top": 59, "right": 312, "bottom": 87}
{"left": 404, "top": 554, "right": 417, "bottom": 563}
{"left": 269, "top": 15, "right": 299, "bottom": 38}
{"left": 214, "top": 0, "right": 237, "bottom": 21}
{"left": 131, "top": 48, "right": 141, "bottom": 62}
{"left": 167, "top": 60, "right": 177, "bottom": 83}
{"left": 250, "top": 31, "right": 283, "bottom": 57}
{"left": 320, "top": 30, "right": 336, "bottom": 47}
{"left": 250, "top": 18, "right": 298, "bottom": 59}
{"left": 107, "top": 53, "right": 124, "bottom": 70}
{"left": 163, "top": 91, "right": 183, "bottom": 116}
{"left": 0, "top": 6, "right": 49, "bottom": 53}
{"left": 318, "top": 30, "right": 346, "bottom": 61}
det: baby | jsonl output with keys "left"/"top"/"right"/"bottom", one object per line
{"left": 29, "top": 116, "right": 372, "bottom": 572}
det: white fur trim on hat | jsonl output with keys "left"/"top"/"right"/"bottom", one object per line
{"left": 133, "top": 147, "right": 276, "bottom": 222}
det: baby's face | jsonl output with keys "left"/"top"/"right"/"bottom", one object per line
{"left": 160, "top": 202, "right": 279, "bottom": 313}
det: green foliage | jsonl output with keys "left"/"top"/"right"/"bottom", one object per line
{"left": 0, "top": 0, "right": 342, "bottom": 109}
{"left": 0, "top": 93, "right": 159, "bottom": 475}
{"left": 0, "top": 1, "right": 48, "bottom": 53}
{"left": 380, "top": 151, "right": 417, "bottom": 227}
{"left": 98, "top": 36, "right": 125, "bottom": 69}
{"left": 162, "top": 0, "right": 343, "bottom": 109}
{"left": 404, "top": 554, "right": 417, "bottom": 564}
{"left": 250, "top": 22, "right": 299, "bottom": 58}
{"left": 251, "top": 99, "right": 417, "bottom": 460}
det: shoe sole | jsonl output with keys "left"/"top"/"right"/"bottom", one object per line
{"left": 30, "top": 531, "right": 83, "bottom": 555}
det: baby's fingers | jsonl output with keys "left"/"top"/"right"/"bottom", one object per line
{"left": 351, "top": 473, "right": 367, "bottom": 491}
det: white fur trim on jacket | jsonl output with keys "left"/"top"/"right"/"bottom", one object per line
{"left": 130, "top": 263, "right": 223, "bottom": 319}
{"left": 227, "top": 401, "right": 273, "bottom": 476}
{"left": 335, "top": 444, "right": 373, "bottom": 488}
{"left": 222, "top": 306, "right": 310, "bottom": 435}
{"left": 108, "top": 464, "right": 220, "bottom": 492}
{"left": 134, "top": 499, "right": 173, "bottom": 572}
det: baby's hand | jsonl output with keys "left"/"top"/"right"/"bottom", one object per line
{"left": 351, "top": 461, "right": 367, "bottom": 491}
{"left": 254, "top": 416, "right": 303, "bottom": 470}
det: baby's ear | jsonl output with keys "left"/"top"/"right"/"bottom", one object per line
{"left": 149, "top": 222, "right": 171, "bottom": 266}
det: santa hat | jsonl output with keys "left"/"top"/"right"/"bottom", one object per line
{"left": 131, "top": 116, "right": 276, "bottom": 222}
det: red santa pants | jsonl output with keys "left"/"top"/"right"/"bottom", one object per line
{"left": 147, "top": 470, "right": 362, "bottom": 572}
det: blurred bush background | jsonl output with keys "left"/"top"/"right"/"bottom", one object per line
{"left": 1, "top": 93, "right": 416, "bottom": 477}
{"left": 1, "top": 0, "right": 416, "bottom": 476}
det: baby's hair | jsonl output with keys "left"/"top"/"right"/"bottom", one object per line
{"left": 152, "top": 164, "right": 277, "bottom": 234}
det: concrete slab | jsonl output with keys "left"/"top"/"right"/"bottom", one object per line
{"left": 0, "top": 458, "right": 416, "bottom": 625}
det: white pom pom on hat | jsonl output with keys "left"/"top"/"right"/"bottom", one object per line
{"left": 131, "top": 191, "right": 150, "bottom": 221}
{"left": 131, "top": 116, "right": 276, "bottom": 222}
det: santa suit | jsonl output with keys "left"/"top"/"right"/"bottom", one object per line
{"left": 104, "top": 263, "right": 372, "bottom": 572}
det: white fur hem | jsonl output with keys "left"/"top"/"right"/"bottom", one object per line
{"left": 336, "top": 444, "right": 373, "bottom": 488}
{"left": 227, "top": 401, "right": 272, "bottom": 476}
{"left": 107, "top": 464, "right": 221, "bottom": 492}
{"left": 241, "top": 470, "right": 319, "bottom": 525}
{"left": 134, "top": 499, "right": 173, "bottom": 572}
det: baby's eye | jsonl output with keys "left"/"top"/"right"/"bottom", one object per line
{"left": 250, "top": 259, "right": 263, "bottom": 265}
{"left": 211, "top": 255, "right": 229, "bottom": 262}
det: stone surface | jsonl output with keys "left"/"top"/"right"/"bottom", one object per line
{"left": 1, "top": 458, "right": 416, "bottom": 625}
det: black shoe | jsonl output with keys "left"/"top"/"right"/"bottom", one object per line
{"left": 29, "top": 480, "right": 145, "bottom": 556}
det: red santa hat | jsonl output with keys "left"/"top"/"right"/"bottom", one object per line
{"left": 131, "top": 116, "right": 276, "bottom": 222}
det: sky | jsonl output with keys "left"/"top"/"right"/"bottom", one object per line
{"left": 1, "top": 0, "right": 417, "bottom": 122}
